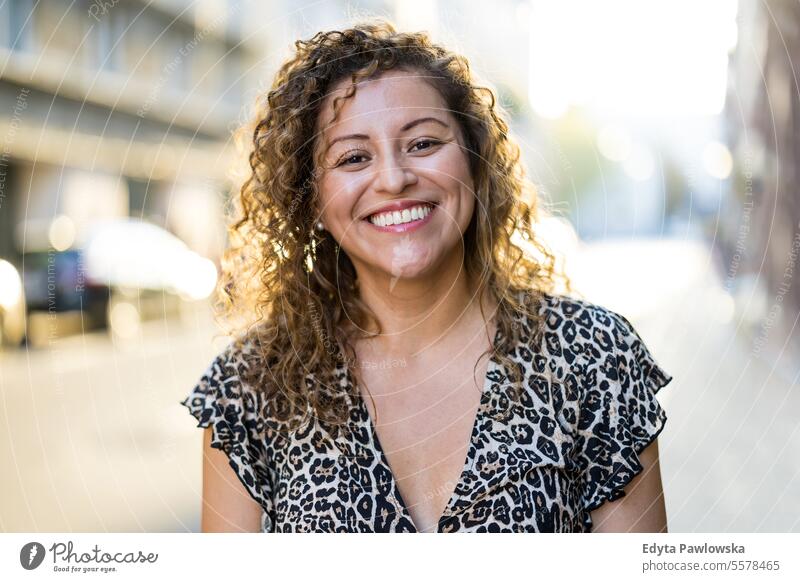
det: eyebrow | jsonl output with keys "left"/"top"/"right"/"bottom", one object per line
{"left": 324, "top": 116, "right": 450, "bottom": 152}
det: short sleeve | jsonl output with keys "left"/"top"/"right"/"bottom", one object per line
{"left": 180, "top": 341, "right": 274, "bottom": 529}
{"left": 578, "top": 310, "right": 672, "bottom": 529}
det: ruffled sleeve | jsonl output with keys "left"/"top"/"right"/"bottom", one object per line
{"left": 180, "top": 340, "right": 274, "bottom": 530}
{"left": 578, "top": 310, "right": 672, "bottom": 531}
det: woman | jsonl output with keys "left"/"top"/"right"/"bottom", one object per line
{"left": 181, "top": 21, "right": 673, "bottom": 533}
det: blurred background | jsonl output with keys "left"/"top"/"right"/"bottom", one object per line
{"left": 0, "top": 0, "right": 798, "bottom": 533}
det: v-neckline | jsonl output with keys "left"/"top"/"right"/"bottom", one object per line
{"left": 347, "top": 321, "right": 503, "bottom": 533}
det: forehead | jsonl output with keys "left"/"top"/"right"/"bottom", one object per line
{"left": 315, "top": 69, "right": 450, "bottom": 134}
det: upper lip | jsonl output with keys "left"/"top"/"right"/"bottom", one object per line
{"left": 360, "top": 199, "right": 438, "bottom": 220}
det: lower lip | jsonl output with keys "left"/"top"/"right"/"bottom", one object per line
{"left": 364, "top": 205, "right": 436, "bottom": 233}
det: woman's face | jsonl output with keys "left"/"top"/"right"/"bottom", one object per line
{"left": 313, "top": 69, "right": 475, "bottom": 284}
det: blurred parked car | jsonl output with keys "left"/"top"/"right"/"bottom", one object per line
{"left": 22, "top": 218, "right": 217, "bottom": 343}
{"left": 0, "top": 259, "right": 26, "bottom": 347}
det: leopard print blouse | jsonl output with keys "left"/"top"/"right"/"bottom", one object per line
{"left": 180, "top": 290, "right": 673, "bottom": 532}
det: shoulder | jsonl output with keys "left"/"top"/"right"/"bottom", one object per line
{"left": 516, "top": 289, "right": 634, "bottom": 357}
{"left": 200, "top": 335, "right": 259, "bottom": 388}
{"left": 182, "top": 335, "right": 276, "bottom": 521}
{"left": 532, "top": 291, "right": 673, "bottom": 395}
{"left": 537, "top": 290, "right": 625, "bottom": 329}
{"left": 511, "top": 289, "right": 674, "bottom": 395}
{"left": 184, "top": 334, "right": 268, "bottom": 425}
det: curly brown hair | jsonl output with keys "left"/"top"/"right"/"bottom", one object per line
{"left": 215, "top": 19, "right": 572, "bottom": 434}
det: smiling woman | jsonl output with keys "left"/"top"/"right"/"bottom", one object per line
{"left": 180, "top": 20, "right": 673, "bottom": 533}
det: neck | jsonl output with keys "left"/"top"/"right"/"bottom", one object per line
{"left": 350, "top": 250, "right": 495, "bottom": 359}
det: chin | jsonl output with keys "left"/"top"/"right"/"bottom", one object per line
{"left": 347, "top": 238, "right": 460, "bottom": 283}
{"left": 377, "top": 255, "right": 427, "bottom": 278}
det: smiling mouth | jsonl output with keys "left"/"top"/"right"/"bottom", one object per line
{"left": 365, "top": 202, "right": 437, "bottom": 227}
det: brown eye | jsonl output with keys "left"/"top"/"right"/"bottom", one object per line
{"left": 409, "top": 139, "right": 442, "bottom": 152}
{"left": 337, "top": 152, "right": 369, "bottom": 166}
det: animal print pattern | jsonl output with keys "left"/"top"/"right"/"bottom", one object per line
{"left": 181, "top": 290, "right": 672, "bottom": 532}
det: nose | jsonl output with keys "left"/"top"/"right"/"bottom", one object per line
{"left": 372, "top": 151, "right": 417, "bottom": 195}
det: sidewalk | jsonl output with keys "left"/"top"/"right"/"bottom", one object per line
{"left": 572, "top": 237, "right": 800, "bottom": 532}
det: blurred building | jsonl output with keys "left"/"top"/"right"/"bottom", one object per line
{"left": 0, "top": 0, "right": 276, "bottom": 343}
{"left": 723, "top": 0, "right": 800, "bottom": 357}
{"left": 0, "top": 0, "right": 272, "bottom": 264}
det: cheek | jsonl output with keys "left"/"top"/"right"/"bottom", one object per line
{"left": 432, "top": 151, "right": 475, "bottom": 228}
{"left": 460, "top": 193, "right": 476, "bottom": 229}
{"left": 431, "top": 147, "right": 473, "bottom": 193}
{"left": 317, "top": 176, "right": 358, "bottom": 223}
{"left": 453, "top": 158, "right": 476, "bottom": 227}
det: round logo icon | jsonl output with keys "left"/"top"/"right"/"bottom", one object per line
{"left": 20, "top": 542, "right": 46, "bottom": 570}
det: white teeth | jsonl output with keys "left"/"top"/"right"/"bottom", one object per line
{"left": 368, "top": 203, "right": 434, "bottom": 227}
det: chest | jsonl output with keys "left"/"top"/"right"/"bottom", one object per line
{"left": 268, "top": 353, "right": 586, "bottom": 533}
{"left": 355, "top": 345, "right": 493, "bottom": 532}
